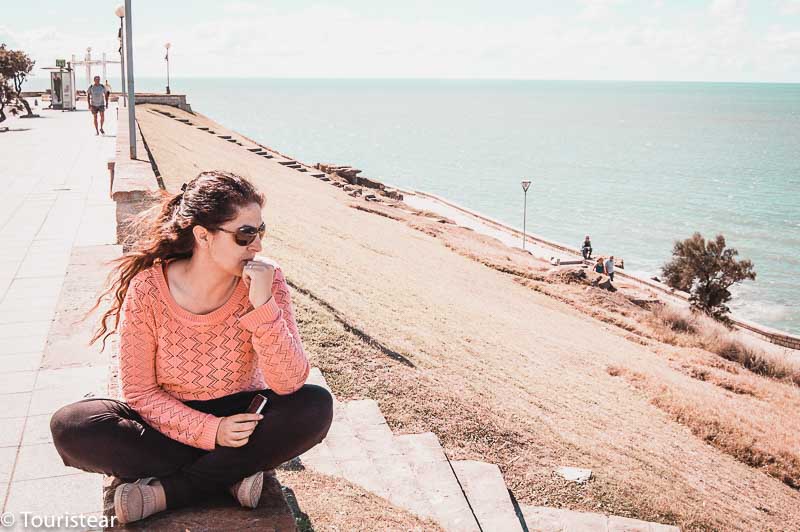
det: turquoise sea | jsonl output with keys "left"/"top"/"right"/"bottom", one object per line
{"left": 34, "top": 77, "right": 799, "bottom": 334}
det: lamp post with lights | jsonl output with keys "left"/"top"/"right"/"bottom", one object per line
{"left": 164, "top": 42, "right": 171, "bottom": 94}
{"left": 114, "top": 5, "right": 126, "bottom": 107}
{"left": 521, "top": 180, "right": 532, "bottom": 249}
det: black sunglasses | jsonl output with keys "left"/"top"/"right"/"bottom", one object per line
{"left": 214, "top": 222, "right": 266, "bottom": 246}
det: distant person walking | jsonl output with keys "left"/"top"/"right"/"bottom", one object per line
{"left": 581, "top": 235, "right": 593, "bottom": 260}
{"left": 87, "top": 76, "right": 109, "bottom": 135}
{"left": 104, "top": 79, "right": 113, "bottom": 97}
{"left": 604, "top": 255, "right": 616, "bottom": 282}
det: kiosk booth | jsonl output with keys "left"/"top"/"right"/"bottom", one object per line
{"left": 46, "top": 60, "right": 76, "bottom": 111}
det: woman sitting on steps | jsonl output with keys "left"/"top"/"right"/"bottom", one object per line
{"left": 49, "top": 170, "right": 333, "bottom": 524}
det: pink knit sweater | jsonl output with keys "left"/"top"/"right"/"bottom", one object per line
{"left": 119, "top": 259, "right": 310, "bottom": 450}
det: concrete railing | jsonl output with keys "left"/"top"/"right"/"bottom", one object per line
{"left": 733, "top": 319, "right": 800, "bottom": 350}
{"left": 134, "top": 93, "right": 193, "bottom": 113}
{"left": 109, "top": 108, "right": 162, "bottom": 251}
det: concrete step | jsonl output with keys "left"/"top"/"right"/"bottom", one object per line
{"left": 299, "top": 437, "right": 342, "bottom": 478}
{"left": 395, "top": 433, "right": 480, "bottom": 532}
{"left": 520, "top": 505, "right": 681, "bottom": 532}
{"left": 345, "top": 401, "right": 435, "bottom": 521}
{"left": 319, "top": 399, "right": 387, "bottom": 497}
{"left": 299, "top": 369, "right": 342, "bottom": 476}
{"left": 278, "top": 160, "right": 298, "bottom": 165}
{"left": 451, "top": 460, "right": 522, "bottom": 531}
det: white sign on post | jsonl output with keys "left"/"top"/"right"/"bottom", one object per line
{"left": 62, "top": 69, "right": 75, "bottom": 110}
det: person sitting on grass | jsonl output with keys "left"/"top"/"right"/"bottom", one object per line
{"left": 49, "top": 171, "right": 333, "bottom": 525}
{"left": 594, "top": 257, "right": 605, "bottom": 275}
{"left": 581, "top": 235, "right": 593, "bottom": 260}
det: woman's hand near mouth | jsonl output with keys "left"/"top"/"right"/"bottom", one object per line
{"left": 242, "top": 259, "right": 275, "bottom": 308}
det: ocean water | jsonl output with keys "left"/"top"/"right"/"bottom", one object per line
{"left": 37, "top": 77, "right": 799, "bottom": 334}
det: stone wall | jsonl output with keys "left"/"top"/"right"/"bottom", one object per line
{"left": 734, "top": 319, "right": 800, "bottom": 350}
{"left": 315, "top": 163, "right": 404, "bottom": 200}
{"left": 134, "top": 93, "right": 193, "bottom": 113}
{"left": 109, "top": 109, "right": 162, "bottom": 250}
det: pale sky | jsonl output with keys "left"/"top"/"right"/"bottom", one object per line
{"left": 3, "top": 0, "right": 800, "bottom": 83}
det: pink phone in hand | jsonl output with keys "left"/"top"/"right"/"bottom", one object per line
{"left": 246, "top": 394, "right": 269, "bottom": 415}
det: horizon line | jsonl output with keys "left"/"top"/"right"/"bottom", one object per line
{"left": 27, "top": 74, "right": 800, "bottom": 85}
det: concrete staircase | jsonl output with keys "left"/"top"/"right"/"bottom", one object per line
{"left": 303, "top": 368, "right": 499, "bottom": 531}
{"left": 302, "top": 368, "right": 681, "bottom": 532}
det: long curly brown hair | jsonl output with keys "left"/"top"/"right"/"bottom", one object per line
{"left": 87, "top": 170, "right": 265, "bottom": 350}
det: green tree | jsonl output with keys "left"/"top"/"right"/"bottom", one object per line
{"left": 662, "top": 233, "right": 756, "bottom": 323}
{"left": 0, "top": 44, "right": 36, "bottom": 119}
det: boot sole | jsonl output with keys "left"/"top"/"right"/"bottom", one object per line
{"left": 237, "top": 472, "right": 264, "bottom": 508}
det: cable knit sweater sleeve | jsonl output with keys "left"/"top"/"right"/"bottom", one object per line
{"left": 119, "top": 272, "right": 223, "bottom": 451}
{"left": 238, "top": 265, "right": 310, "bottom": 394}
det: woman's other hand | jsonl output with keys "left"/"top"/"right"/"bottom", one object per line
{"left": 242, "top": 259, "right": 275, "bottom": 308}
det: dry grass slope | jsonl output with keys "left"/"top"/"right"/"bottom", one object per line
{"left": 137, "top": 104, "right": 800, "bottom": 531}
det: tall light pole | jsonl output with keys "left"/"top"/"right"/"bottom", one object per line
{"left": 521, "top": 180, "right": 532, "bottom": 250}
{"left": 164, "top": 42, "right": 171, "bottom": 94}
{"left": 115, "top": 5, "right": 126, "bottom": 107}
{"left": 124, "top": 0, "right": 136, "bottom": 159}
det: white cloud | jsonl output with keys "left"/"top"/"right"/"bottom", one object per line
{"left": 708, "top": 0, "right": 747, "bottom": 22}
{"left": 5, "top": 3, "right": 800, "bottom": 84}
{"left": 765, "top": 28, "right": 800, "bottom": 51}
{"left": 579, "top": 0, "right": 626, "bottom": 21}
{"left": 780, "top": 0, "right": 800, "bottom": 15}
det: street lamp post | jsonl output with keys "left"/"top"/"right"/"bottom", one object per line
{"left": 164, "top": 42, "right": 171, "bottom": 94}
{"left": 521, "top": 180, "right": 532, "bottom": 250}
{"left": 124, "top": 0, "right": 136, "bottom": 159}
{"left": 115, "top": 5, "right": 126, "bottom": 107}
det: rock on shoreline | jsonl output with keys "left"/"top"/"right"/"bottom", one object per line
{"left": 315, "top": 163, "right": 404, "bottom": 201}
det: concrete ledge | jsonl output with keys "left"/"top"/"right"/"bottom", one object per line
{"left": 111, "top": 108, "right": 162, "bottom": 251}
{"left": 734, "top": 318, "right": 800, "bottom": 350}
{"left": 134, "top": 93, "right": 193, "bottom": 113}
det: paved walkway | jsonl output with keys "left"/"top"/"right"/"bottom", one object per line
{"left": 402, "top": 193, "right": 580, "bottom": 264}
{"left": 0, "top": 101, "right": 119, "bottom": 529}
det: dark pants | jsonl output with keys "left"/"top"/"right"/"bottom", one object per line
{"left": 608, "top": 271, "right": 615, "bottom": 281}
{"left": 582, "top": 247, "right": 592, "bottom": 260}
{"left": 49, "top": 385, "right": 333, "bottom": 509}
